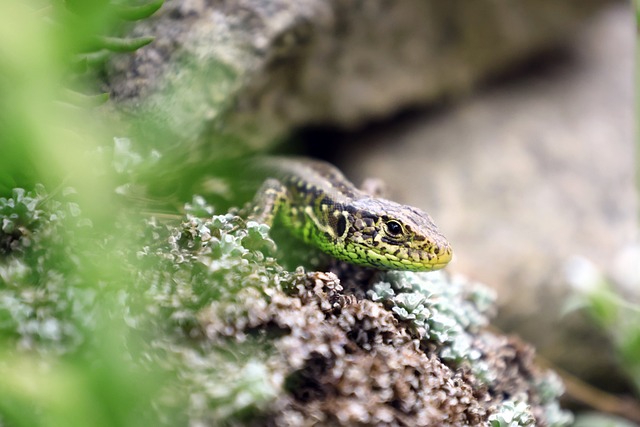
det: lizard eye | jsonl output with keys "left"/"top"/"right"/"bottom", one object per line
{"left": 385, "top": 220, "right": 403, "bottom": 236}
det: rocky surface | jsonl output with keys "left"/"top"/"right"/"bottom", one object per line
{"left": 104, "top": 0, "right": 633, "bottom": 399}
{"left": 2, "top": 0, "right": 634, "bottom": 424}
{"left": 341, "top": 3, "right": 637, "bottom": 380}
{"left": 195, "top": 265, "right": 566, "bottom": 426}
{"left": 132, "top": 209, "right": 572, "bottom": 426}
{"left": 106, "top": 0, "right": 614, "bottom": 151}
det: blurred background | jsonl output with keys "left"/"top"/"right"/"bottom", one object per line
{"left": 0, "top": 0, "right": 637, "bottom": 425}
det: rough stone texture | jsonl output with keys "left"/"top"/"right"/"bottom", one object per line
{"left": 106, "top": 0, "right": 613, "bottom": 150}
{"left": 341, "top": 3, "right": 637, "bottom": 381}
{"left": 197, "top": 271, "right": 557, "bottom": 426}
{"left": 104, "top": 0, "right": 631, "bottom": 388}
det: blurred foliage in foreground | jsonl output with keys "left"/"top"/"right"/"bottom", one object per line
{"left": 0, "top": 1, "right": 173, "bottom": 426}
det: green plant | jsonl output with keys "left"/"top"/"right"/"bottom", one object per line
{"left": 565, "top": 256, "right": 640, "bottom": 396}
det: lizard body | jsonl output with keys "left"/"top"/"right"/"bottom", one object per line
{"left": 250, "top": 157, "right": 452, "bottom": 271}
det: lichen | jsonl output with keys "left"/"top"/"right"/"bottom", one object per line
{"left": 161, "top": 212, "right": 573, "bottom": 426}
{"left": 368, "top": 270, "right": 496, "bottom": 381}
{"left": 0, "top": 188, "right": 573, "bottom": 426}
{"left": 0, "top": 186, "right": 93, "bottom": 354}
{"left": 488, "top": 400, "right": 535, "bottom": 427}
{"left": 195, "top": 270, "right": 486, "bottom": 426}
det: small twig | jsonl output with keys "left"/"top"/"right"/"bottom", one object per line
{"left": 536, "top": 355, "right": 640, "bottom": 424}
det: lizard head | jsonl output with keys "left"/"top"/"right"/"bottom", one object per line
{"left": 334, "top": 198, "right": 453, "bottom": 271}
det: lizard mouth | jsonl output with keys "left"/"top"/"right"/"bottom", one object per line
{"left": 428, "top": 260, "right": 451, "bottom": 271}
{"left": 423, "top": 244, "right": 453, "bottom": 270}
{"left": 373, "top": 244, "right": 452, "bottom": 272}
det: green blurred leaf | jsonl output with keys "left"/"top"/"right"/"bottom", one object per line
{"left": 115, "top": 0, "right": 164, "bottom": 21}
{"left": 99, "top": 35, "right": 155, "bottom": 52}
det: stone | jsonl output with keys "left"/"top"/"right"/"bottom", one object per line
{"left": 106, "top": 0, "right": 614, "bottom": 151}
{"left": 342, "top": 3, "right": 636, "bottom": 381}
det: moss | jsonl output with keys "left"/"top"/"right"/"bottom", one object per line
{"left": 368, "top": 271, "right": 495, "bottom": 368}
{"left": 488, "top": 400, "right": 535, "bottom": 427}
{"left": 0, "top": 188, "right": 572, "bottom": 425}
{"left": 149, "top": 210, "right": 573, "bottom": 426}
{"left": 0, "top": 186, "right": 93, "bottom": 353}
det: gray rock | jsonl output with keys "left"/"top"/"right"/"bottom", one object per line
{"left": 107, "top": 0, "right": 613, "bottom": 150}
{"left": 342, "top": 3, "right": 637, "bottom": 380}
{"left": 105, "top": 0, "right": 631, "bottom": 380}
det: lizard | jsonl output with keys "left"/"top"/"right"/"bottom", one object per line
{"left": 249, "top": 157, "right": 452, "bottom": 271}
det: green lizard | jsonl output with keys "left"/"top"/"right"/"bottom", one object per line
{"left": 249, "top": 157, "right": 452, "bottom": 272}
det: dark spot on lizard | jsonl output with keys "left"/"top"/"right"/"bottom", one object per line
{"left": 336, "top": 215, "right": 346, "bottom": 237}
